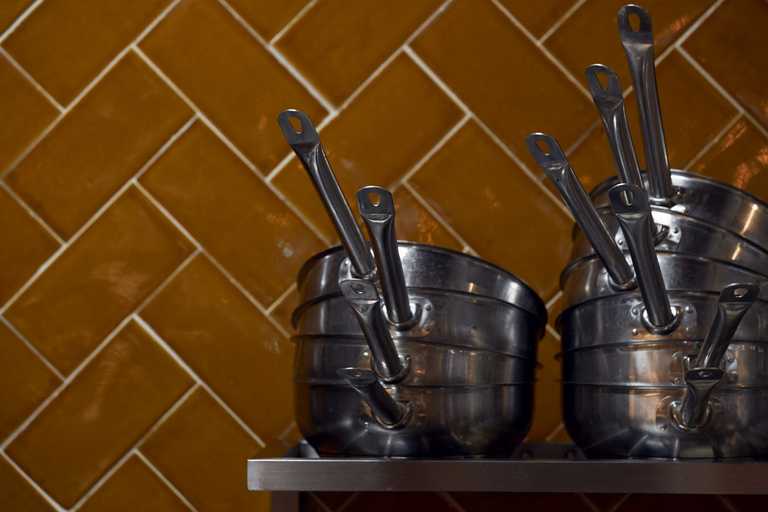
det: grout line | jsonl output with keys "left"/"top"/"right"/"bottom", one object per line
{"left": 545, "top": 323, "right": 561, "bottom": 341}
{"left": 544, "top": 422, "right": 566, "bottom": 442}
{"left": 269, "top": 0, "right": 317, "bottom": 45}
{"left": 438, "top": 491, "right": 468, "bottom": 512}
{"left": 335, "top": 492, "right": 361, "bottom": 512}
{"left": 266, "top": 282, "right": 296, "bottom": 314}
{"left": 397, "top": 114, "right": 471, "bottom": 184}
{"left": 402, "top": 182, "right": 475, "bottom": 252}
{"left": 404, "top": 46, "right": 575, "bottom": 221}
{"left": 307, "top": 493, "right": 335, "bottom": 512}
{"left": 0, "top": 316, "right": 64, "bottom": 381}
{"left": 716, "top": 495, "right": 739, "bottom": 512}
{"left": 0, "top": 112, "right": 62, "bottom": 179}
{"left": 564, "top": 120, "right": 600, "bottom": 160}
{"left": 684, "top": 112, "right": 742, "bottom": 170}
{"left": 539, "top": 0, "right": 587, "bottom": 44}
{"left": 578, "top": 493, "right": 602, "bottom": 512}
{"left": 0, "top": 181, "right": 64, "bottom": 244}
{"left": 0, "top": 451, "right": 65, "bottom": 512}
{"left": 68, "top": 384, "right": 200, "bottom": 511}
{"left": 134, "top": 315, "right": 267, "bottom": 448}
{"left": 134, "top": 450, "right": 198, "bottom": 511}
{"left": 607, "top": 494, "right": 631, "bottom": 512}
{"left": 674, "top": 0, "right": 725, "bottom": 48}
{"left": 0, "top": 0, "right": 44, "bottom": 43}
{"left": 546, "top": 290, "right": 563, "bottom": 310}
{"left": 133, "top": 46, "right": 332, "bottom": 247}
{"left": 217, "top": 0, "right": 336, "bottom": 114}
{"left": 491, "top": 0, "right": 591, "bottom": 100}
{"left": 0, "top": 48, "right": 63, "bottom": 111}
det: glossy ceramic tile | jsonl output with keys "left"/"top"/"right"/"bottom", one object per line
{"left": 0, "top": 187, "right": 58, "bottom": 305}
{"left": 412, "top": 0, "right": 594, "bottom": 172}
{"left": 141, "top": 254, "right": 295, "bottom": 448}
{"left": 6, "top": 53, "right": 191, "bottom": 238}
{"left": 0, "top": 0, "right": 30, "bottom": 32}
{"left": 693, "top": 117, "right": 768, "bottom": 201}
{"left": 566, "top": 50, "right": 735, "bottom": 189}
{"left": 6, "top": 321, "right": 192, "bottom": 507}
{"left": 140, "top": 388, "right": 269, "bottom": 511}
{"left": 6, "top": 187, "right": 193, "bottom": 374}
{"left": 393, "top": 187, "right": 463, "bottom": 251}
{"left": 498, "top": 0, "right": 577, "bottom": 38}
{"left": 271, "top": 286, "right": 300, "bottom": 334}
{"left": 227, "top": 0, "right": 307, "bottom": 40}
{"left": 3, "top": 0, "right": 169, "bottom": 104}
{"left": 527, "top": 331, "right": 562, "bottom": 441}
{"left": 0, "top": 457, "right": 53, "bottom": 512}
{"left": 140, "top": 0, "right": 325, "bottom": 172}
{"left": 0, "top": 322, "right": 59, "bottom": 441}
{"left": 273, "top": 53, "right": 462, "bottom": 239}
{"left": 546, "top": 0, "right": 713, "bottom": 91}
{"left": 410, "top": 121, "right": 572, "bottom": 299}
{"left": 276, "top": 0, "right": 441, "bottom": 105}
{"left": 140, "top": 121, "right": 324, "bottom": 305}
{"left": 685, "top": 0, "right": 768, "bottom": 129}
{"left": 79, "top": 456, "right": 188, "bottom": 512}
{"left": 0, "top": 53, "right": 58, "bottom": 172}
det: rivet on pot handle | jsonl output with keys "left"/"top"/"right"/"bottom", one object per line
{"left": 585, "top": 64, "right": 643, "bottom": 189}
{"left": 337, "top": 367, "right": 412, "bottom": 429}
{"left": 609, "top": 183, "right": 679, "bottom": 333}
{"left": 674, "top": 283, "right": 759, "bottom": 429}
{"left": 618, "top": 4, "right": 674, "bottom": 205}
{"left": 527, "top": 133, "right": 635, "bottom": 289}
{"left": 356, "top": 186, "right": 415, "bottom": 327}
{"left": 277, "top": 109, "right": 375, "bottom": 277}
{"left": 339, "top": 277, "right": 410, "bottom": 383}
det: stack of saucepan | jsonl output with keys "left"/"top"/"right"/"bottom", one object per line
{"left": 528, "top": 4, "right": 768, "bottom": 459}
{"left": 277, "top": 110, "right": 547, "bottom": 457}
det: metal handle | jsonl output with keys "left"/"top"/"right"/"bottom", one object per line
{"left": 609, "top": 183, "right": 678, "bottom": 333}
{"left": 339, "top": 277, "right": 409, "bottom": 383}
{"left": 676, "top": 283, "right": 759, "bottom": 428}
{"left": 618, "top": 4, "right": 674, "bottom": 205}
{"left": 527, "top": 133, "right": 635, "bottom": 289}
{"left": 337, "top": 367, "right": 411, "bottom": 429}
{"left": 356, "top": 186, "right": 414, "bottom": 326}
{"left": 585, "top": 64, "right": 643, "bottom": 189}
{"left": 277, "top": 109, "right": 375, "bottom": 277}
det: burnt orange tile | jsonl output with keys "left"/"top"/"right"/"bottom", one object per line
{"left": 546, "top": 0, "right": 713, "bottom": 90}
{"left": 693, "top": 118, "right": 768, "bottom": 202}
{"left": 273, "top": 54, "right": 462, "bottom": 239}
{"left": 3, "top": 0, "right": 170, "bottom": 104}
{"left": 79, "top": 456, "right": 188, "bottom": 512}
{"left": 499, "top": 0, "right": 577, "bottom": 38}
{"left": 527, "top": 331, "right": 562, "bottom": 442}
{"left": 140, "top": 388, "right": 269, "bottom": 511}
{"left": 344, "top": 492, "right": 455, "bottom": 512}
{"left": 6, "top": 53, "right": 190, "bottom": 239}
{"left": 0, "top": 0, "right": 30, "bottom": 32}
{"left": 452, "top": 493, "right": 593, "bottom": 512}
{"left": 393, "top": 187, "right": 462, "bottom": 251}
{"left": 7, "top": 322, "right": 192, "bottom": 507}
{"left": 0, "top": 322, "right": 59, "bottom": 441}
{"left": 685, "top": 0, "right": 768, "bottom": 129}
{"left": 271, "top": 286, "right": 300, "bottom": 334}
{"left": 411, "top": 0, "right": 594, "bottom": 172}
{"left": 410, "top": 121, "right": 572, "bottom": 299}
{"left": 0, "top": 457, "right": 53, "bottom": 512}
{"left": 0, "top": 188, "right": 58, "bottom": 305}
{"left": 140, "top": 0, "right": 325, "bottom": 172}
{"left": 140, "top": 122, "right": 323, "bottom": 305}
{"left": 615, "top": 494, "right": 729, "bottom": 512}
{"left": 276, "top": 0, "right": 440, "bottom": 105}
{"left": 141, "top": 255, "right": 295, "bottom": 449}
{"left": 0, "top": 53, "right": 58, "bottom": 172}
{"left": 567, "top": 51, "right": 736, "bottom": 188}
{"left": 227, "top": 0, "right": 307, "bottom": 40}
{"left": 6, "top": 187, "right": 193, "bottom": 374}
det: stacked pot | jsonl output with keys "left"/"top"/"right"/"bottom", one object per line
{"left": 530, "top": 4, "right": 768, "bottom": 458}
{"left": 278, "top": 110, "right": 547, "bottom": 457}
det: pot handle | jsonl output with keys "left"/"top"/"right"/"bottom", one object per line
{"left": 675, "top": 283, "right": 759, "bottom": 429}
{"left": 337, "top": 367, "right": 411, "bottom": 429}
{"left": 356, "top": 186, "right": 414, "bottom": 326}
{"left": 339, "top": 277, "right": 410, "bottom": 383}
{"left": 277, "top": 109, "right": 375, "bottom": 277}
{"left": 618, "top": 4, "right": 674, "bottom": 205}
{"left": 585, "top": 64, "right": 644, "bottom": 189}
{"left": 609, "top": 183, "right": 678, "bottom": 333}
{"left": 527, "top": 133, "right": 635, "bottom": 289}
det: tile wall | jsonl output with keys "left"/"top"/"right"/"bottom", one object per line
{"left": 0, "top": 0, "right": 766, "bottom": 510}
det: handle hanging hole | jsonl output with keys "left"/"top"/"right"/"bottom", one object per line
{"left": 287, "top": 115, "right": 303, "bottom": 134}
{"left": 733, "top": 287, "right": 749, "bottom": 298}
{"left": 368, "top": 191, "right": 382, "bottom": 207}
{"left": 628, "top": 11, "right": 641, "bottom": 31}
{"left": 534, "top": 138, "right": 551, "bottom": 156}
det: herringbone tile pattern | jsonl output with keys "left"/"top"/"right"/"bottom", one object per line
{"left": 1, "top": 1, "right": 766, "bottom": 510}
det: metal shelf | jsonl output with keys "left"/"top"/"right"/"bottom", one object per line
{"left": 248, "top": 443, "right": 768, "bottom": 495}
